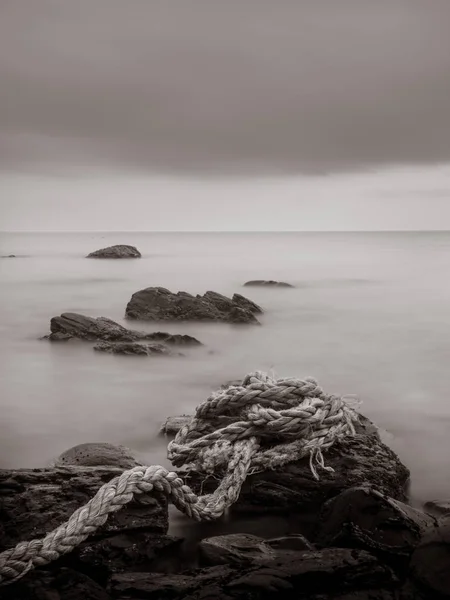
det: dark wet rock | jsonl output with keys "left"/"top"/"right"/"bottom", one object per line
{"left": 244, "top": 280, "right": 294, "bottom": 288}
{"left": 0, "top": 467, "right": 168, "bottom": 557}
{"left": 93, "top": 341, "right": 182, "bottom": 356}
{"left": 75, "top": 533, "right": 184, "bottom": 583}
{"left": 0, "top": 568, "right": 111, "bottom": 600}
{"left": 109, "top": 549, "right": 396, "bottom": 600}
{"left": 86, "top": 244, "right": 141, "bottom": 259}
{"left": 315, "top": 487, "right": 437, "bottom": 567}
{"left": 423, "top": 499, "right": 450, "bottom": 518}
{"left": 125, "top": 287, "right": 261, "bottom": 324}
{"left": 183, "top": 415, "right": 410, "bottom": 535}
{"left": 199, "top": 533, "right": 314, "bottom": 567}
{"left": 110, "top": 565, "right": 233, "bottom": 599}
{"left": 409, "top": 521, "right": 450, "bottom": 598}
{"left": 45, "top": 312, "right": 202, "bottom": 345}
{"left": 55, "top": 442, "right": 141, "bottom": 468}
{"left": 265, "top": 534, "right": 314, "bottom": 552}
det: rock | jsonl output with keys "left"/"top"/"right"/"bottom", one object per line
{"left": 110, "top": 566, "right": 233, "bottom": 599}
{"left": 199, "top": 534, "right": 277, "bottom": 567}
{"left": 86, "top": 244, "right": 141, "bottom": 259}
{"left": 315, "top": 487, "right": 437, "bottom": 565}
{"left": 109, "top": 549, "right": 396, "bottom": 599}
{"left": 55, "top": 442, "right": 141, "bottom": 468}
{"left": 244, "top": 280, "right": 294, "bottom": 288}
{"left": 125, "top": 287, "right": 262, "bottom": 324}
{"left": 0, "top": 568, "right": 112, "bottom": 600}
{"left": 410, "top": 521, "right": 450, "bottom": 598}
{"left": 1, "top": 254, "right": 16, "bottom": 259}
{"left": 265, "top": 534, "right": 315, "bottom": 552}
{"left": 423, "top": 499, "right": 450, "bottom": 518}
{"left": 45, "top": 313, "right": 202, "bottom": 345}
{"left": 232, "top": 293, "right": 263, "bottom": 314}
{"left": 75, "top": 533, "right": 184, "bottom": 583}
{"left": 160, "top": 415, "right": 192, "bottom": 436}
{"left": 0, "top": 466, "right": 168, "bottom": 555}
{"left": 182, "top": 415, "right": 409, "bottom": 538}
{"left": 199, "top": 533, "right": 314, "bottom": 567}
{"left": 93, "top": 341, "right": 182, "bottom": 356}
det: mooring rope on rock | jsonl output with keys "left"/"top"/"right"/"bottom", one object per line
{"left": 0, "top": 371, "right": 359, "bottom": 586}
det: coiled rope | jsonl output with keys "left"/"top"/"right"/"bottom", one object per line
{"left": 0, "top": 371, "right": 359, "bottom": 586}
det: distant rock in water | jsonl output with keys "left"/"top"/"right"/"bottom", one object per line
{"left": 55, "top": 442, "right": 141, "bottom": 468}
{"left": 244, "top": 279, "right": 294, "bottom": 288}
{"left": 1, "top": 254, "right": 16, "bottom": 258}
{"left": 125, "top": 287, "right": 262, "bottom": 324}
{"left": 44, "top": 312, "right": 202, "bottom": 345}
{"left": 86, "top": 244, "right": 141, "bottom": 259}
{"left": 94, "top": 341, "right": 183, "bottom": 356}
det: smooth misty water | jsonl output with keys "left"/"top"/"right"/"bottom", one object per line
{"left": 1, "top": 230, "right": 450, "bottom": 513}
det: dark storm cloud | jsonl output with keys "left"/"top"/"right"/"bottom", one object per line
{"left": 1, "top": 0, "right": 450, "bottom": 174}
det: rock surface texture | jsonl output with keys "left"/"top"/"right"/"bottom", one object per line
{"left": 94, "top": 341, "right": 183, "bottom": 356}
{"left": 45, "top": 313, "right": 202, "bottom": 345}
{"left": 86, "top": 245, "right": 141, "bottom": 259}
{"left": 55, "top": 442, "right": 141, "bottom": 469}
{"left": 0, "top": 443, "right": 443, "bottom": 599}
{"left": 244, "top": 280, "right": 294, "bottom": 288}
{"left": 125, "top": 287, "right": 262, "bottom": 324}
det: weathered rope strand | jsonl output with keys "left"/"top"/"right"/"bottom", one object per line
{"left": 0, "top": 371, "right": 359, "bottom": 586}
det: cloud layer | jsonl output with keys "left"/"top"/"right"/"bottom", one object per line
{"left": 1, "top": 0, "right": 450, "bottom": 175}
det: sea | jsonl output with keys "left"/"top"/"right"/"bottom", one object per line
{"left": 1, "top": 230, "right": 450, "bottom": 527}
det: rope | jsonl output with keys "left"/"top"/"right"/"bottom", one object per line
{"left": 0, "top": 371, "right": 359, "bottom": 586}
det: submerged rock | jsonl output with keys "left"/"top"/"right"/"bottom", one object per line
{"left": 244, "top": 280, "right": 294, "bottom": 288}
{"left": 125, "top": 286, "right": 262, "bottom": 324}
{"left": 86, "top": 244, "right": 141, "bottom": 259}
{"left": 94, "top": 341, "right": 182, "bottom": 356}
{"left": 55, "top": 442, "right": 141, "bottom": 468}
{"left": 199, "top": 533, "right": 314, "bottom": 567}
{"left": 45, "top": 312, "right": 202, "bottom": 345}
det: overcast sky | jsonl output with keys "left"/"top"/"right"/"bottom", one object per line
{"left": 1, "top": 0, "right": 450, "bottom": 230}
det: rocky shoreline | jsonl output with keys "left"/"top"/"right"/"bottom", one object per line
{"left": 0, "top": 406, "right": 448, "bottom": 599}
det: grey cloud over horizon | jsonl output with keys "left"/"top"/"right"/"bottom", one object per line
{"left": 1, "top": 0, "right": 450, "bottom": 176}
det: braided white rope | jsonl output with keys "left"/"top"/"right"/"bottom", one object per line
{"left": 0, "top": 371, "right": 359, "bottom": 586}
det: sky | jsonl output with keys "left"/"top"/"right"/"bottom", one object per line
{"left": 1, "top": 0, "right": 450, "bottom": 231}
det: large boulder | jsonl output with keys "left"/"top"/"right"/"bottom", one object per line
{"left": 125, "top": 287, "right": 262, "bottom": 324}
{"left": 176, "top": 414, "right": 409, "bottom": 536}
{"left": 86, "top": 244, "right": 141, "bottom": 259}
{"left": 244, "top": 280, "right": 294, "bottom": 288}
{"left": 315, "top": 487, "right": 437, "bottom": 567}
{"left": 44, "top": 313, "right": 202, "bottom": 345}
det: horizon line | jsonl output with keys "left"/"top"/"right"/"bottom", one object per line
{"left": 2, "top": 229, "right": 450, "bottom": 234}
